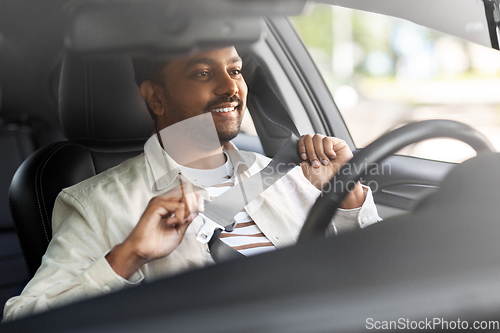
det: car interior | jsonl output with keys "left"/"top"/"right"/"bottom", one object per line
{"left": 2, "top": 0, "right": 500, "bottom": 331}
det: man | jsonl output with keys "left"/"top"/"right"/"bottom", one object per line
{"left": 3, "top": 46, "right": 380, "bottom": 321}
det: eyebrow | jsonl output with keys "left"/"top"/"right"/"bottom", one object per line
{"left": 184, "top": 56, "right": 242, "bottom": 70}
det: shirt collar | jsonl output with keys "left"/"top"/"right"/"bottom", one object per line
{"left": 144, "top": 133, "right": 180, "bottom": 191}
{"left": 144, "top": 134, "right": 258, "bottom": 191}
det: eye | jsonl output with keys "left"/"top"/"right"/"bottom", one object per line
{"left": 196, "top": 71, "right": 210, "bottom": 77}
{"left": 230, "top": 69, "right": 242, "bottom": 77}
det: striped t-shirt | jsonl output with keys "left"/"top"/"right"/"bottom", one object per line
{"left": 177, "top": 154, "right": 275, "bottom": 256}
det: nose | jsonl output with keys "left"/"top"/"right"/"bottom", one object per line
{"left": 214, "top": 71, "right": 238, "bottom": 97}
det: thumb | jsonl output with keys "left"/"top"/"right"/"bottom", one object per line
{"left": 300, "top": 161, "right": 310, "bottom": 173}
{"left": 177, "top": 216, "right": 194, "bottom": 235}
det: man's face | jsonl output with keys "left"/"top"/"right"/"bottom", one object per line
{"left": 153, "top": 47, "right": 247, "bottom": 144}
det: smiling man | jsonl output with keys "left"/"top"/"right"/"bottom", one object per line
{"left": 145, "top": 48, "right": 247, "bottom": 143}
{"left": 3, "top": 46, "right": 380, "bottom": 321}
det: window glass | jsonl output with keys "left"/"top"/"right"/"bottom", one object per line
{"left": 291, "top": 4, "right": 500, "bottom": 162}
{"left": 240, "top": 109, "right": 258, "bottom": 136}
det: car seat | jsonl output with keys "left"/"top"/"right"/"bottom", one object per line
{"left": 9, "top": 52, "right": 154, "bottom": 277}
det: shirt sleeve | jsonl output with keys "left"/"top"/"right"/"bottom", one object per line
{"left": 2, "top": 191, "right": 144, "bottom": 322}
{"left": 332, "top": 185, "right": 382, "bottom": 234}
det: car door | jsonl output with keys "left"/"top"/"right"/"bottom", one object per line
{"left": 254, "top": 1, "right": 500, "bottom": 219}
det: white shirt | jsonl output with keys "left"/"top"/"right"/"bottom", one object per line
{"left": 178, "top": 152, "right": 276, "bottom": 256}
{"left": 3, "top": 134, "right": 381, "bottom": 321}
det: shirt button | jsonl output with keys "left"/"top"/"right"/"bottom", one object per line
{"left": 361, "top": 217, "right": 368, "bottom": 225}
{"left": 103, "top": 285, "right": 111, "bottom": 293}
{"left": 275, "top": 236, "right": 279, "bottom": 240}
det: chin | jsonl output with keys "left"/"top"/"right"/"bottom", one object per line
{"left": 217, "top": 129, "right": 239, "bottom": 145}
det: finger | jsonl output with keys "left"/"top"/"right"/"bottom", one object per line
{"left": 178, "top": 178, "right": 198, "bottom": 215}
{"left": 177, "top": 215, "right": 195, "bottom": 234}
{"left": 313, "top": 134, "right": 330, "bottom": 166}
{"left": 179, "top": 213, "right": 195, "bottom": 225}
{"left": 303, "top": 135, "right": 321, "bottom": 168}
{"left": 173, "top": 202, "right": 185, "bottom": 223}
{"left": 331, "top": 139, "right": 353, "bottom": 161}
{"left": 332, "top": 139, "right": 349, "bottom": 153}
{"left": 323, "top": 137, "right": 336, "bottom": 159}
{"left": 148, "top": 197, "right": 182, "bottom": 214}
{"left": 151, "top": 200, "right": 185, "bottom": 225}
{"left": 183, "top": 194, "right": 204, "bottom": 223}
{"left": 179, "top": 177, "right": 187, "bottom": 201}
{"left": 298, "top": 135, "right": 307, "bottom": 160}
{"left": 164, "top": 215, "right": 180, "bottom": 227}
{"left": 184, "top": 193, "right": 200, "bottom": 216}
{"left": 189, "top": 193, "right": 200, "bottom": 214}
{"left": 300, "top": 161, "right": 309, "bottom": 174}
{"left": 197, "top": 195, "right": 205, "bottom": 213}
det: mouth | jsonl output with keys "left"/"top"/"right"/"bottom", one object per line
{"left": 209, "top": 102, "right": 241, "bottom": 114}
{"left": 212, "top": 106, "right": 235, "bottom": 113}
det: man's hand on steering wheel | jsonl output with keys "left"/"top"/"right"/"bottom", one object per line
{"left": 298, "top": 134, "right": 366, "bottom": 209}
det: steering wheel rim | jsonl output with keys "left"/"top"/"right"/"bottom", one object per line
{"left": 297, "top": 119, "right": 496, "bottom": 242}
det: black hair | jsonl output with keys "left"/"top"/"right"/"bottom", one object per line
{"left": 131, "top": 58, "right": 169, "bottom": 123}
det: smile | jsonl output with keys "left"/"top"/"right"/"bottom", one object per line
{"left": 212, "top": 107, "right": 235, "bottom": 113}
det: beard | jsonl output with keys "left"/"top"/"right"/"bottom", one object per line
{"left": 203, "top": 95, "right": 244, "bottom": 144}
{"left": 163, "top": 94, "right": 244, "bottom": 146}
{"left": 213, "top": 115, "right": 242, "bottom": 144}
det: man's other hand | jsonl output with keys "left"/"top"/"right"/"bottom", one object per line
{"left": 106, "top": 181, "right": 204, "bottom": 279}
{"left": 298, "top": 134, "right": 365, "bottom": 209}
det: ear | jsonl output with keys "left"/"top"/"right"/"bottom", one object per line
{"left": 139, "top": 80, "right": 165, "bottom": 116}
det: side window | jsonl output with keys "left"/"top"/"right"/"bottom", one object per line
{"left": 291, "top": 4, "right": 500, "bottom": 163}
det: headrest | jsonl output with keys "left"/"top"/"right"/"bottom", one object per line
{"left": 58, "top": 52, "right": 154, "bottom": 141}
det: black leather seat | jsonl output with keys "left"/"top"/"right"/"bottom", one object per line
{"left": 0, "top": 121, "right": 34, "bottom": 316}
{"left": 9, "top": 53, "right": 154, "bottom": 278}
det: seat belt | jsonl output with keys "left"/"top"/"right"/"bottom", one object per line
{"left": 196, "top": 134, "right": 302, "bottom": 244}
{"left": 207, "top": 229, "right": 245, "bottom": 263}
{"left": 197, "top": 69, "right": 304, "bottom": 262}
{"left": 250, "top": 67, "right": 301, "bottom": 138}
{"left": 201, "top": 134, "right": 303, "bottom": 263}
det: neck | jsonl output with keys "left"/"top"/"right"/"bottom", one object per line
{"left": 157, "top": 129, "right": 226, "bottom": 170}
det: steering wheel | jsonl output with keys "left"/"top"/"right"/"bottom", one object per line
{"left": 297, "top": 119, "right": 496, "bottom": 242}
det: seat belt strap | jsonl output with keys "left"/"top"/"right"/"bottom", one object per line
{"left": 251, "top": 67, "right": 301, "bottom": 138}
{"left": 207, "top": 229, "right": 245, "bottom": 263}
{"left": 196, "top": 134, "right": 302, "bottom": 244}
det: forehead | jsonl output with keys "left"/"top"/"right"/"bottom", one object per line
{"left": 169, "top": 47, "right": 242, "bottom": 71}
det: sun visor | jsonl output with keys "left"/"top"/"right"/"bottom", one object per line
{"left": 63, "top": 0, "right": 307, "bottom": 56}
{"left": 319, "top": 0, "right": 495, "bottom": 49}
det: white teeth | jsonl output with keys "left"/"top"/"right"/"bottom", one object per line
{"left": 212, "top": 107, "right": 235, "bottom": 113}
